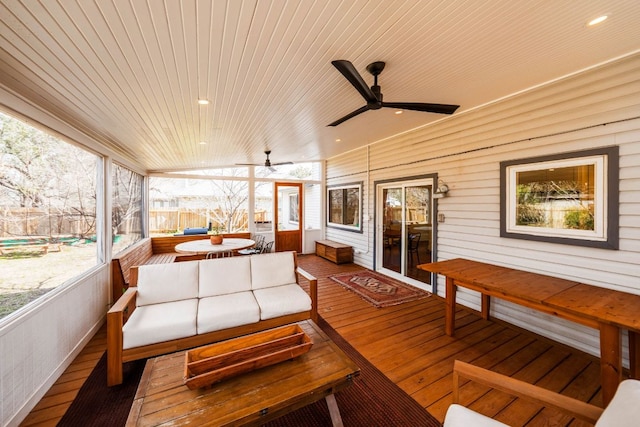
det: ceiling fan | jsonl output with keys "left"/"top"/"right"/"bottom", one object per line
{"left": 236, "top": 150, "right": 293, "bottom": 171}
{"left": 328, "top": 60, "right": 460, "bottom": 126}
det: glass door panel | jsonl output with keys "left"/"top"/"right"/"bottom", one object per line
{"left": 404, "top": 185, "right": 432, "bottom": 283}
{"left": 382, "top": 188, "right": 403, "bottom": 273}
{"left": 378, "top": 179, "right": 434, "bottom": 288}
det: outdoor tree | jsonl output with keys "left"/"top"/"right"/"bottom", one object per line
{"left": 112, "top": 164, "right": 143, "bottom": 237}
{"left": 0, "top": 113, "right": 98, "bottom": 238}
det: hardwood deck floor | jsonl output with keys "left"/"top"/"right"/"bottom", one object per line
{"left": 21, "top": 255, "right": 604, "bottom": 426}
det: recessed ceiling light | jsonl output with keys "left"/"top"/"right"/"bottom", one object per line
{"left": 197, "top": 99, "right": 209, "bottom": 105}
{"left": 199, "top": 141, "right": 207, "bottom": 145}
{"left": 395, "top": 110, "right": 403, "bottom": 115}
{"left": 335, "top": 138, "right": 341, "bottom": 142}
{"left": 587, "top": 15, "right": 608, "bottom": 26}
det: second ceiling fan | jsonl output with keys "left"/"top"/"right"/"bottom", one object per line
{"left": 328, "top": 60, "right": 460, "bottom": 126}
{"left": 236, "top": 150, "right": 292, "bottom": 172}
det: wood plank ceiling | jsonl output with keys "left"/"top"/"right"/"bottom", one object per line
{"left": 1, "top": 0, "right": 639, "bottom": 172}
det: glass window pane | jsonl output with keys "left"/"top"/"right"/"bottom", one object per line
{"left": 515, "top": 165, "right": 595, "bottom": 230}
{"left": 327, "top": 183, "right": 362, "bottom": 231}
{"left": 255, "top": 181, "right": 273, "bottom": 232}
{"left": 149, "top": 177, "right": 249, "bottom": 235}
{"left": 0, "top": 112, "right": 99, "bottom": 319}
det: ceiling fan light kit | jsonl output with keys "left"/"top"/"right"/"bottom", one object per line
{"left": 328, "top": 60, "right": 460, "bottom": 126}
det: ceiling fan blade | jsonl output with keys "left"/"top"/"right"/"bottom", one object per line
{"left": 327, "top": 105, "right": 370, "bottom": 127}
{"left": 381, "top": 102, "right": 460, "bottom": 115}
{"left": 332, "top": 60, "right": 377, "bottom": 103}
{"left": 272, "top": 161, "right": 294, "bottom": 166}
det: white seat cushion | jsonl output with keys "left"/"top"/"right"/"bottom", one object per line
{"left": 596, "top": 379, "right": 640, "bottom": 427}
{"left": 250, "top": 251, "right": 297, "bottom": 290}
{"left": 199, "top": 256, "right": 252, "bottom": 297}
{"left": 444, "top": 404, "right": 510, "bottom": 427}
{"left": 252, "top": 284, "right": 311, "bottom": 320}
{"left": 136, "top": 261, "right": 199, "bottom": 306}
{"left": 197, "top": 292, "right": 260, "bottom": 334}
{"left": 123, "top": 299, "right": 197, "bottom": 349}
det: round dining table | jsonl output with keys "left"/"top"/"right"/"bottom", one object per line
{"left": 174, "top": 238, "right": 255, "bottom": 255}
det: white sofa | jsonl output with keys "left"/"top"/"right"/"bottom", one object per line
{"left": 107, "top": 251, "right": 317, "bottom": 386}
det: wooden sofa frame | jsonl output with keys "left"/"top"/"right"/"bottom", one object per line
{"left": 106, "top": 252, "right": 318, "bottom": 386}
{"left": 452, "top": 360, "right": 604, "bottom": 424}
{"left": 110, "top": 233, "right": 250, "bottom": 302}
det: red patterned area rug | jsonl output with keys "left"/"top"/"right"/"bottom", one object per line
{"left": 329, "top": 271, "right": 431, "bottom": 308}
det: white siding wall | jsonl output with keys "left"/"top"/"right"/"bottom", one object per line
{"left": 0, "top": 267, "right": 109, "bottom": 427}
{"left": 326, "top": 149, "right": 372, "bottom": 265}
{"left": 326, "top": 52, "right": 640, "bottom": 361}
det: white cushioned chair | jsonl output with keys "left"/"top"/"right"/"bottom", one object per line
{"left": 445, "top": 360, "right": 640, "bottom": 427}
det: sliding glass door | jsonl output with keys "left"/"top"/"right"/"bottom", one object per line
{"left": 377, "top": 178, "right": 434, "bottom": 288}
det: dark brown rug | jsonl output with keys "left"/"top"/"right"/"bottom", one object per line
{"left": 59, "top": 317, "right": 441, "bottom": 426}
{"left": 329, "top": 271, "right": 431, "bottom": 308}
{"left": 58, "top": 353, "right": 146, "bottom": 426}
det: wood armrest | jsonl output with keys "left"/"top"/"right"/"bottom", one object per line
{"left": 296, "top": 267, "right": 318, "bottom": 323}
{"left": 295, "top": 266, "right": 316, "bottom": 283}
{"left": 108, "top": 287, "right": 138, "bottom": 323}
{"left": 452, "top": 360, "right": 603, "bottom": 424}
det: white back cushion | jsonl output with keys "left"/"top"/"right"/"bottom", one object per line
{"left": 136, "top": 261, "right": 199, "bottom": 306}
{"left": 596, "top": 379, "right": 640, "bottom": 427}
{"left": 250, "top": 251, "right": 297, "bottom": 289}
{"left": 199, "top": 256, "right": 252, "bottom": 297}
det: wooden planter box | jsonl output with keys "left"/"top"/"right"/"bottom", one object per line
{"left": 183, "top": 324, "right": 312, "bottom": 389}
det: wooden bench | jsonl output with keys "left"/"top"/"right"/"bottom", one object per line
{"left": 111, "top": 233, "right": 252, "bottom": 302}
{"left": 420, "top": 258, "right": 640, "bottom": 406}
{"left": 315, "top": 240, "right": 353, "bottom": 264}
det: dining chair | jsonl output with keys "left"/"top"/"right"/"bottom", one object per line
{"left": 238, "top": 235, "right": 265, "bottom": 255}
{"left": 407, "top": 233, "right": 421, "bottom": 265}
{"left": 260, "top": 240, "right": 274, "bottom": 254}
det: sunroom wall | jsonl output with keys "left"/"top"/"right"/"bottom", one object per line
{"left": 325, "top": 52, "right": 640, "bottom": 361}
{"left": 0, "top": 88, "right": 134, "bottom": 427}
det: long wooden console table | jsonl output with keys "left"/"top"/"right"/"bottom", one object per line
{"left": 418, "top": 258, "right": 640, "bottom": 406}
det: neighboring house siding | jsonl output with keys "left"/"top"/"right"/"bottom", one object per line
{"left": 325, "top": 52, "right": 640, "bottom": 361}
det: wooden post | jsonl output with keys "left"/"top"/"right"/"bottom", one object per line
{"left": 481, "top": 294, "right": 491, "bottom": 320}
{"left": 599, "top": 323, "right": 622, "bottom": 406}
{"left": 629, "top": 330, "right": 640, "bottom": 379}
{"left": 445, "top": 276, "right": 456, "bottom": 336}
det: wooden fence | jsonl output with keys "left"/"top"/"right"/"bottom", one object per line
{"left": 0, "top": 207, "right": 271, "bottom": 237}
{"left": 0, "top": 208, "right": 95, "bottom": 238}
{"left": 148, "top": 208, "right": 270, "bottom": 233}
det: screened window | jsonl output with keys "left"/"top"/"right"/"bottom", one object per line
{"left": 327, "top": 183, "right": 362, "bottom": 232}
{"left": 112, "top": 164, "right": 144, "bottom": 254}
{"left": 501, "top": 147, "right": 618, "bottom": 249}
{"left": 0, "top": 112, "right": 100, "bottom": 319}
{"left": 149, "top": 177, "right": 249, "bottom": 235}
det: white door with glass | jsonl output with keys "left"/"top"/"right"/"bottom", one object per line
{"left": 376, "top": 178, "right": 434, "bottom": 289}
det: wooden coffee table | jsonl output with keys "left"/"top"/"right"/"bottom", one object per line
{"left": 126, "top": 320, "right": 360, "bottom": 426}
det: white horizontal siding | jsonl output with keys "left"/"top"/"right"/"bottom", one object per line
{"left": 326, "top": 52, "right": 640, "bottom": 362}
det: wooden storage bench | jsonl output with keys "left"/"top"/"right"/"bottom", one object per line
{"left": 315, "top": 240, "right": 353, "bottom": 264}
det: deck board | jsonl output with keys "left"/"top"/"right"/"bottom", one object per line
{"left": 21, "top": 255, "right": 603, "bottom": 426}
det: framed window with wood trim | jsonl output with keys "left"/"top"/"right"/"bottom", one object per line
{"left": 500, "top": 146, "right": 619, "bottom": 249}
{"left": 327, "top": 182, "right": 363, "bottom": 233}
